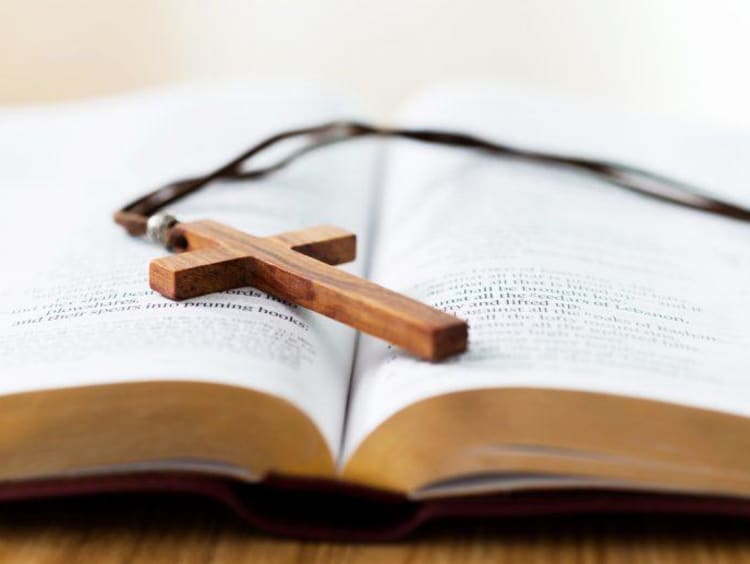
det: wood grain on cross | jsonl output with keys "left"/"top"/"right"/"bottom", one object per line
{"left": 149, "top": 221, "right": 467, "bottom": 360}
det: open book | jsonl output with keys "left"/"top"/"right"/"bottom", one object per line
{"left": 2, "top": 81, "right": 750, "bottom": 539}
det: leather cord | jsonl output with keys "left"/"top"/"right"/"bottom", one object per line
{"left": 114, "top": 120, "right": 750, "bottom": 237}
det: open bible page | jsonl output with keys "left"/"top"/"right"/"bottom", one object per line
{"left": 343, "top": 84, "right": 750, "bottom": 462}
{"left": 0, "top": 82, "right": 378, "bottom": 457}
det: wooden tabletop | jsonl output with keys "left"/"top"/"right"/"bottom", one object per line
{"left": 0, "top": 493, "right": 748, "bottom": 563}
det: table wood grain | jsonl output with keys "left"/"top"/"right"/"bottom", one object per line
{"left": 0, "top": 494, "right": 748, "bottom": 563}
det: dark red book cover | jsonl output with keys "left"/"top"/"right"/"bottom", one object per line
{"left": 1, "top": 472, "right": 749, "bottom": 540}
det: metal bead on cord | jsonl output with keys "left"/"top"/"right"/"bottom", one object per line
{"left": 146, "top": 212, "right": 179, "bottom": 249}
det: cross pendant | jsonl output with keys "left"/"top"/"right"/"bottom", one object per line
{"left": 149, "top": 221, "right": 467, "bottom": 360}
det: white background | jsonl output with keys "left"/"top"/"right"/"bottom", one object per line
{"left": 2, "top": 0, "right": 749, "bottom": 127}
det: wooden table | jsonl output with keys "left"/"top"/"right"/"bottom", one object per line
{"left": 0, "top": 493, "right": 748, "bottom": 563}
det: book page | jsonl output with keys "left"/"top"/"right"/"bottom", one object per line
{"left": 0, "top": 81, "right": 379, "bottom": 457}
{"left": 343, "top": 84, "right": 750, "bottom": 462}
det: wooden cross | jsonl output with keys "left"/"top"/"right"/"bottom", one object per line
{"left": 149, "top": 221, "right": 467, "bottom": 360}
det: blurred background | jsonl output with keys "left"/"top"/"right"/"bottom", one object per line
{"left": 2, "top": 0, "right": 749, "bottom": 127}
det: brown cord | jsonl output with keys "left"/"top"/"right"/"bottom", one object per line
{"left": 114, "top": 120, "right": 750, "bottom": 237}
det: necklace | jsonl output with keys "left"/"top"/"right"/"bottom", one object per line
{"left": 114, "top": 121, "right": 750, "bottom": 360}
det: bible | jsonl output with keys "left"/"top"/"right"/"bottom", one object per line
{"left": 2, "top": 81, "right": 750, "bottom": 540}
